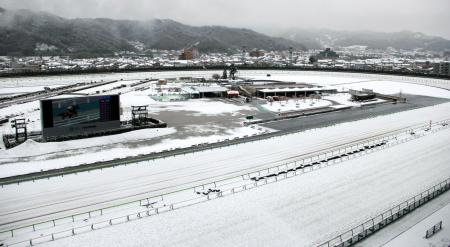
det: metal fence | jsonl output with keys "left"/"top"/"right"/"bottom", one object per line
{"left": 317, "top": 178, "right": 450, "bottom": 247}
{"left": 1, "top": 119, "right": 450, "bottom": 247}
{"left": 425, "top": 221, "right": 442, "bottom": 239}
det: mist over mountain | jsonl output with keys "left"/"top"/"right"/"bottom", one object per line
{"left": 1, "top": 7, "right": 450, "bottom": 57}
{"left": 278, "top": 28, "right": 450, "bottom": 51}
{"left": 0, "top": 8, "right": 304, "bottom": 56}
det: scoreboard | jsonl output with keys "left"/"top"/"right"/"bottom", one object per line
{"left": 40, "top": 95, "right": 120, "bottom": 139}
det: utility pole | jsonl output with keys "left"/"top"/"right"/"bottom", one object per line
{"left": 289, "top": 47, "right": 294, "bottom": 66}
{"left": 242, "top": 46, "right": 246, "bottom": 64}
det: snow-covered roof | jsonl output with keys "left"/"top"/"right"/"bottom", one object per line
{"left": 258, "top": 87, "right": 336, "bottom": 93}
{"left": 193, "top": 86, "right": 228, "bottom": 93}
{"left": 181, "top": 87, "right": 198, "bottom": 94}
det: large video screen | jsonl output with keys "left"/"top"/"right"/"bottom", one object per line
{"left": 41, "top": 95, "right": 120, "bottom": 129}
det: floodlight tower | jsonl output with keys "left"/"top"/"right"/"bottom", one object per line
{"left": 241, "top": 46, "right": 247, "bottom": 63}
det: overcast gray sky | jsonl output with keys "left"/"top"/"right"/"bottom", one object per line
{"left": 2, "top": 0, "right": 450, "bottom": 38}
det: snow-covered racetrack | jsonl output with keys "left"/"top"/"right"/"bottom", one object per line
{"left": 1, "top": 102, "right": 450, "bottom": 235}
{"left": 33, "top": 108, "right": 450, "bottom": 247}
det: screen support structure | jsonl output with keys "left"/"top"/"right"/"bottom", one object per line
{"left": 131, "top": 105, "right": 149, "bottom": 126}
{"left": 11, "top": 118, "right": 28, "bottom": 142}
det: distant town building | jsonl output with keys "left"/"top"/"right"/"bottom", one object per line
{"left": 249, "top": 49, "right": 265, "bottom": 57}
{"left": 179, "top": 48, "right": 199, "bottom": 60}
{"left": 317, "top": 48, "right": 339, "bottom": 60}
{"left": 10, "top": 59, "right": 41, "bottom": 73}
{"left": 433, "top": 62, "right": 450, "bottom": 76}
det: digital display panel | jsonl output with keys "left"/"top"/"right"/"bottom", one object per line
{"left": 41, "top": 95, "right": 120, "bottom": 138}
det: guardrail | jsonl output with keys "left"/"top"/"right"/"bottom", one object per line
{"left": 1, "top": 119, "right": 449, "bottom": 247}
{"left": 317, "top": 178, "right": 450, "bottom": 247}
{"left": 0, "top": 115, "right": 384, "bottom": 185}
{"left": 2, "top": 107, "right": 444, "bottom": 187}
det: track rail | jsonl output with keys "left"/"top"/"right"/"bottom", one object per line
{"left": 1, "top": 119, "right": 449, "bottom": 247}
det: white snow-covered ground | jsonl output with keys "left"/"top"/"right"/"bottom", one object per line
{"left": 76, "top": 79, "right": 142, "bottom": 95}
{"left": 241, "top": 70, "right": 450, "bottom": 90}
{"left": 0, "top": 71, "right": 222, "bottom": 88}
{"left": 0, "top": 85, "right": 63, "bottom": 96}
{"left": 0, "top": 100, "right": 41, "bottom": 135}
{"left": 0, "top": 72, "right": 448, "bottom": 174}
{"left": 30, "top": 122, "right": 450, "bottom": 247}
{"left": 2, "top": 70, "right": 449, "bottom": 93}
{"left": 143, "top": 98, "right": 256, "bottom": 116}
{"left": 1, "top": 102, "right": 449, "bottom": 230}
{"left": 246, "top": 72, "right": 450, "bottom": 99}
{"left": 260, "top": 98, "right": 332, "bottom": 113}
{"left": 249, "top": 74, "right": 368, "bottom": 85}
{"left": 0, "top": 81, "right": 264, "bottom": 176}
{"left": 1, "top": 71, "right": 449, "bottom": 247}
{"left": 383, "top": 203, "right": 450, "bottom": 247}
{"left": 2, "top": 128, "right": 176, "bottom": 157}
{"left": 0, "top": 125, "right": 267, "bottom": 178}
{"left": 354, "top": 188, "right": 450, "bottom": 247}
{"left": 338, "top": 80, "right": 450, "bottom": 99}
{"left": 323, "top": 93, "right": 387, "bottom": 107}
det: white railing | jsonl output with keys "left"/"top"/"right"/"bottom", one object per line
{"left": 1, "top": 119, "right": 449, "bottom": 247}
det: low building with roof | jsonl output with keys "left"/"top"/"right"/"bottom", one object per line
{"left": 256, "top": 86, "right": 337, "bottom": 98}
